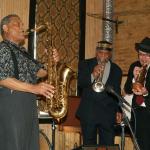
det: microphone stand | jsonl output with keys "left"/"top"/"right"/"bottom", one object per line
{"left": 120, "top": 118, "right": 125, "bottom": 150}
{"left": 105, "top": 86, "right": 140, "bottom": 150}
{"left": 51, "top": 119, "right": 56, "bottom": 150}
{"left": 117, "top": 99, "right": 140, "bottom": 150}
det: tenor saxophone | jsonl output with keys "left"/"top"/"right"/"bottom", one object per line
{"left": 38, "top": 48, "right": 75, "bottom": 122}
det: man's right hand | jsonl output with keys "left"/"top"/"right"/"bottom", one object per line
{"left": 92, "top": 64, "right": 104, "bottom": 79}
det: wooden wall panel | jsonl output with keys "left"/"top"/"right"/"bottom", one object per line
{"left": 85, "top": 0, "right": 103, "bottom": 59}
{"left": 0, "top": 0, "right": 30, "bottom": 46}
{"left": 39, "top": 96, "right": 134, "bottom": 150}
{"left": 35, "top": 0, "right": 79, "bottom": 95}
{"left": 39, "top": 124, "right": 81, "bottom": 150}
{"left": 115, "top": 136, "right": 134, "bottom": 150}
{"left": 85, "top": 0, "right": 150, "bottom": 75}
{"left": 39, "top": 125, "right": 134, "bottom": 150}
{"left": 114, "top": 0, "right": 150, "bottom": 75}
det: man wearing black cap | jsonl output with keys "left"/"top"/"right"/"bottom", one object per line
{"left": 124, "top": 37, "right": 150, "bottom": 150}
{"left": 76, "top": 41, "right": 122, "bottom": 146}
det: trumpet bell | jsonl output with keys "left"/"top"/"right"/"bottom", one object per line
{"left": 92, "top": 81, "right": 105, "bottom": 92}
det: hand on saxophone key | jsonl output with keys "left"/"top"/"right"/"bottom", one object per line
{"left": 33, "top": 82, "right": 55, "bottom": 98}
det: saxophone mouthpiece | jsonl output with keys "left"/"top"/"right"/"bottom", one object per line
{"left": 30, "top": 24, "right": 47, "bottom": 33}
{"left": 24, "top": 23, "right": 51, "bottom": 36}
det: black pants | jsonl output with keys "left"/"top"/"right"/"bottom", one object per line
{"left": 0, "top": 88, "right": 39, "bottom": 150}
{"left": 131, "top": 107, "right": 150, "bottom": 150}
{"left": 80, "top": 120, "right": 115, "bottom": 146}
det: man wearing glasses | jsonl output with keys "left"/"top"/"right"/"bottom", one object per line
{"left": 124, "top": 37, "right": 150, "bottom": 150}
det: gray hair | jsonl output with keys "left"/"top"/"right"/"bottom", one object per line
{"left": 0, "top": 14, "right": 19, "bottom": 36}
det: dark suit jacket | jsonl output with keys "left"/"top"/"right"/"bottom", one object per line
{"left": 76, "top": 57, "right": 122, "bottom": 124}
{"left": 124, "top": 61, "right": 150, "bottom": 110}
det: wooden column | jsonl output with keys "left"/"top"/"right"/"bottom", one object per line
{"left": 85, "top": 0, "right": 103, "bottom": 59}
{"left": 0, "top": 0, "right": 30, "bottom": 46}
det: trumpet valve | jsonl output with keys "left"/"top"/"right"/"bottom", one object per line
{"left": 132, "top": 82, "right": 143, "bottom": 92}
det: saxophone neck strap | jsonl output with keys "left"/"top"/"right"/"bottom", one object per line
{"left": 3, "top": 41, "right": 19, "bottom": 80}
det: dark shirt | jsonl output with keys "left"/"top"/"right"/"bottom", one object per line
{"left": 0, "top": 40, "right": 43, "bottom": 83}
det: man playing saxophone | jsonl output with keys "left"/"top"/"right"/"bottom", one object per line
{"left": 76, "top": 41, "right": 122, "bottom": 146}
{"left": 124, "top": 37, "right": 150, "bottom": 150}
{"left": 0, "top": 14, "right": 59, "bottom": 150}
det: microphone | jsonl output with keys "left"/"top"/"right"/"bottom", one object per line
{"left": 106, "top": 86, "right": 132, "bottom": 108}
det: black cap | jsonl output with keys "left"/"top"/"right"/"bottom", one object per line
{"left": 135, "top": 37, "right": 150, "bottom": 53}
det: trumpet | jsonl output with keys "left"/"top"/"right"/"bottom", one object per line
{"left": 132, "top": 64, "right": 147, "bottom": 92}
{"left": 92, "top": 60, "right": 106, "bottom": 92}
{"left": 24, "top": 23, "right": 50, "bottom": 36}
